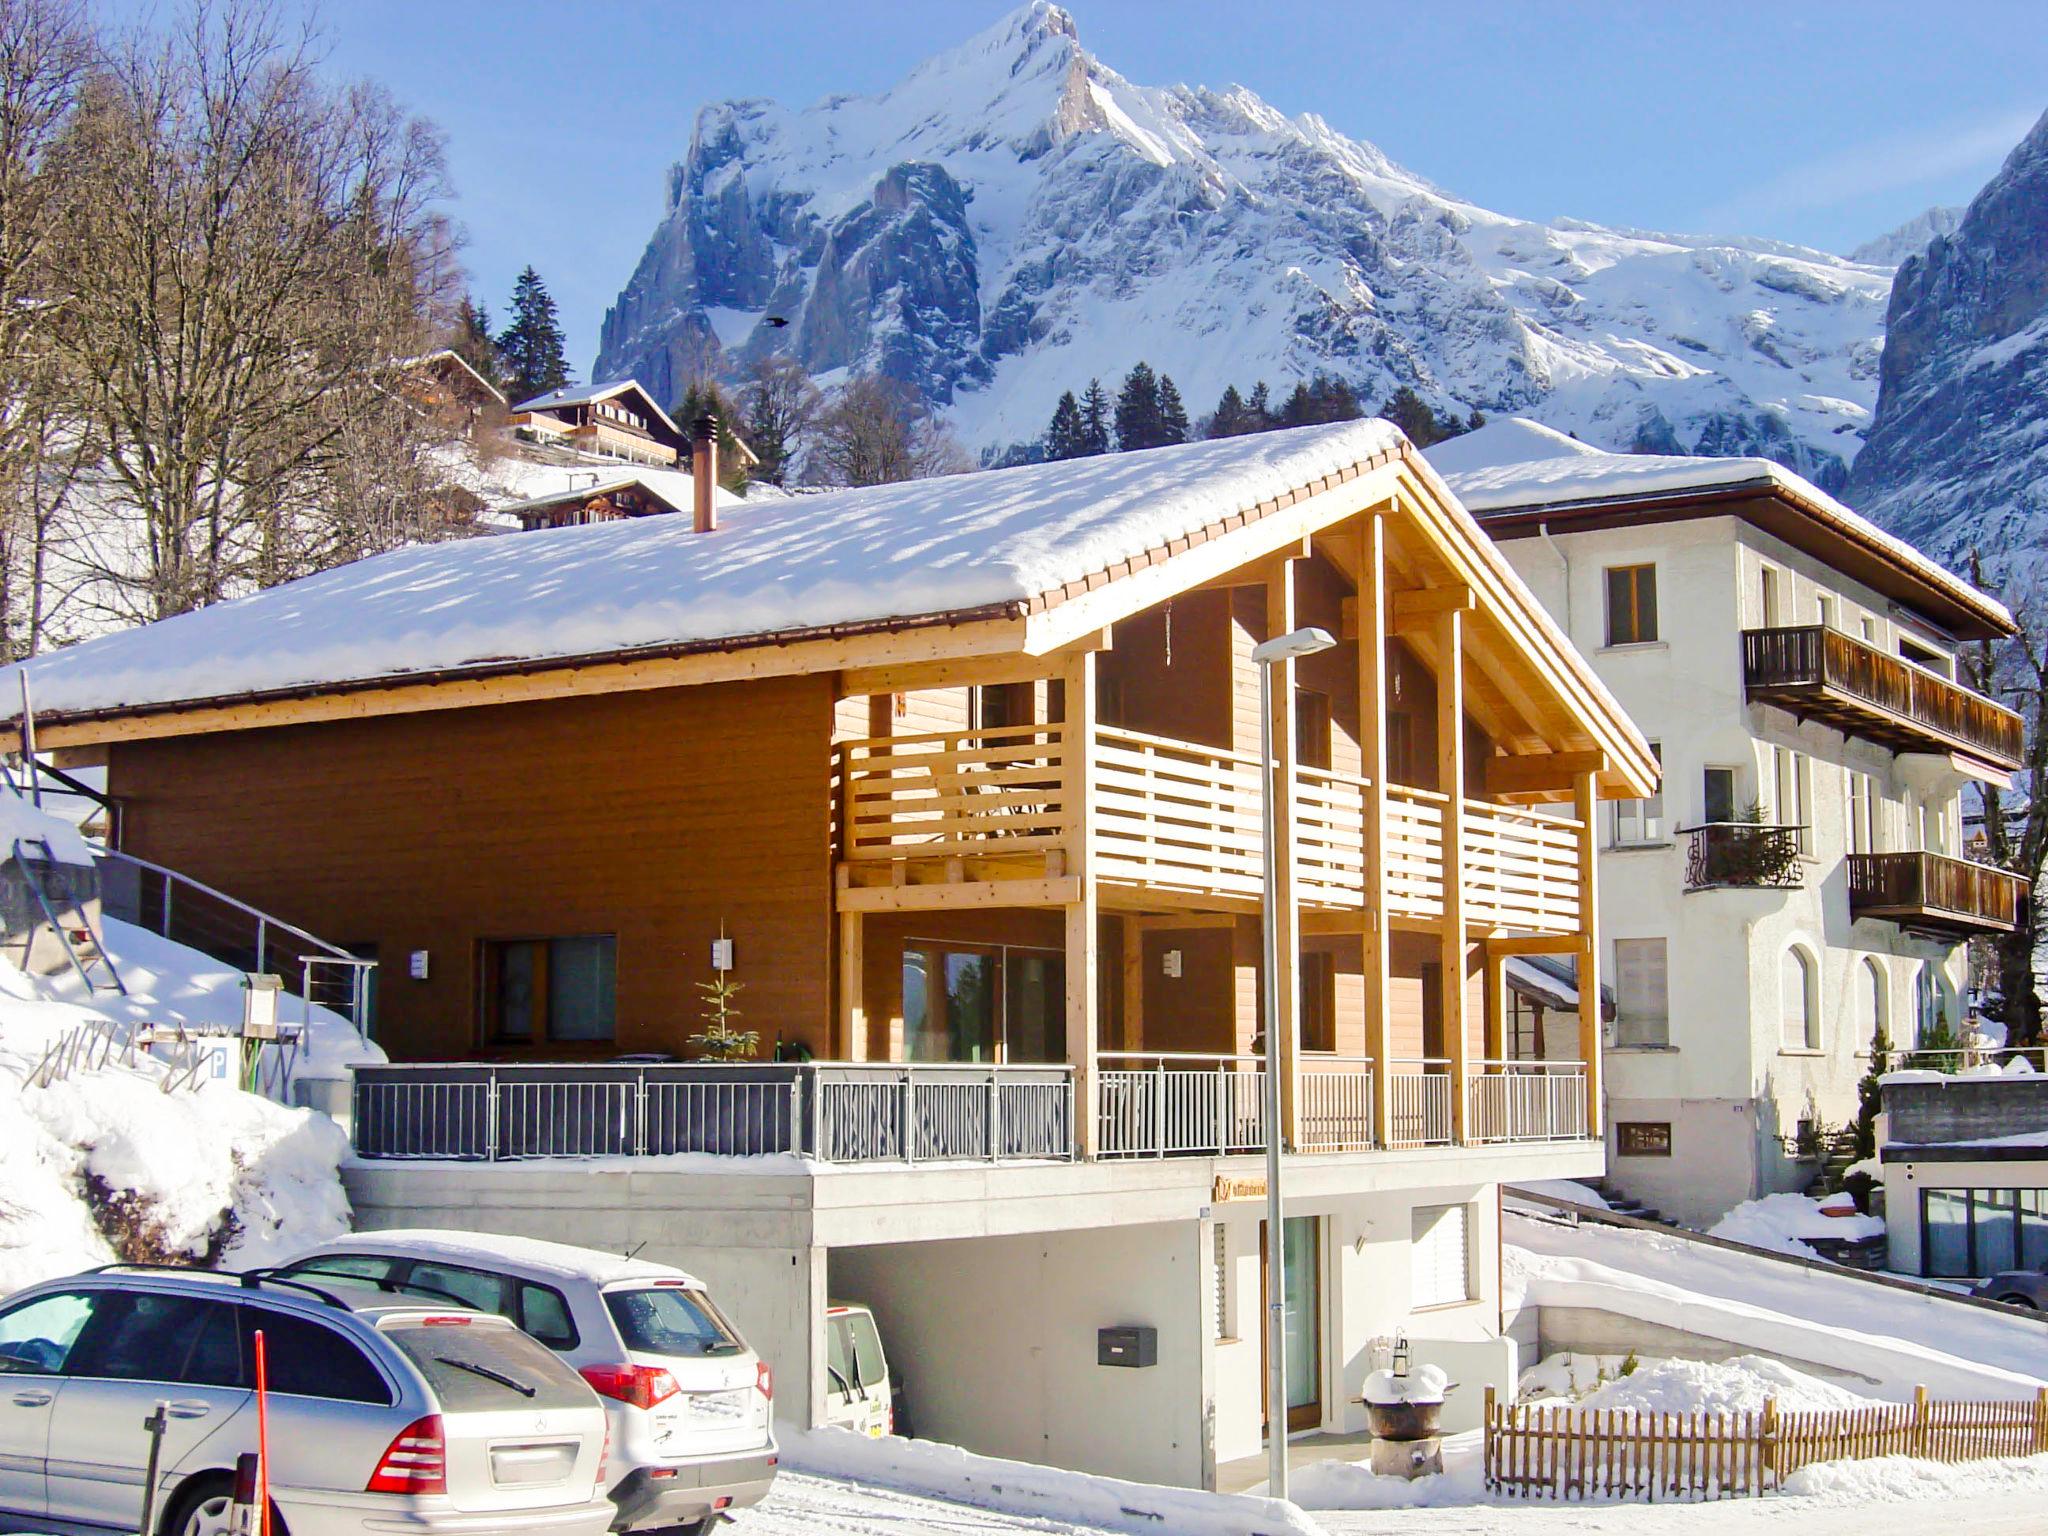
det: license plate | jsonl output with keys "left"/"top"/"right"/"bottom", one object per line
{"left": 490, "top": 1441, "right": 577, "bottom": 1486}
{"left": 681, "top": 1389, "right": 749, "bottom": 1425}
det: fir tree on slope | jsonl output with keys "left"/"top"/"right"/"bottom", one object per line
{"left": 677, "top": 378, "right": 752, "bottom": 493}
{"left": 1157, "top": 375, "right": 1190, "bottom": 446}
{"left": 1115, "top": 362, "right": 1166, "bottom": 451}
{"left": 1044, "top": 390, "right": 1088, "bottom": 459}
{"left": 451, "top": 296, "right": 502, "bottom": 390}
{"left": 497, "top": 266, "right": 571, "bottom": 404}
{"left": 1079, "top": 379, "right": 1112, "bottom": 456}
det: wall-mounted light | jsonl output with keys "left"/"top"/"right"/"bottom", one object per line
{"left": 1162, "top": 949, "right": 1183, "bottom": 979}
{"left": 711, "top": 937, "right": 734, "bottom": 972}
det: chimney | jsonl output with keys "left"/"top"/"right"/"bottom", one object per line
{"left": 691, "top": 414, "right": 719, "bottom": 533}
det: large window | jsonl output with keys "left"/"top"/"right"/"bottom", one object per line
{"left": 483, "top": 936, "right": 617, "bottom": 1044}
{"left": 1612, "top": 742, "right": 1664, "bottom": 846}
{"left": 1702, "top": 767, "right": 1737, "bottom": 825}
{"left": 1846, "top": 769, "right": 1877, "bottom": 855}
{"left": 1411, "top": 1204, "right": 1472, "bottom": 1308}
{"left": 1781, "top": 946, "right": 1820, "bottom": 1050}
{"left": 1613, "top": 938, "right": 1669, "bottom": 1047}
{"left": 1770, "top": 745, "right": 1811, "bottom": 854}
{"left": 1300, "top": 949, "right": 1337, "bottom": 1053}
{"left": 1605, "top": 565, "right": 1658, "bottom": 646}
{"left": 1855, "top": 957, "right": 1887, "bottom": 1051}
{"left": 903, "top": 942, "right": 1063, "bottom": 1064}
{"left": 1920, "top": 1188, "right": 2048, "bottom": 1278}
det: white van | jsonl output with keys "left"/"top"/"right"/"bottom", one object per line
{"left": 822, "top": 1302, "right": 896, "bottom": 1439}
{"left": 280, "top": 1232, "right": 776, "bottom": 1535}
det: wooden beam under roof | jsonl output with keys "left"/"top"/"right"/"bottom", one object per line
{"left": 1483, "top": 750, "right": 1612, "bottom": 798}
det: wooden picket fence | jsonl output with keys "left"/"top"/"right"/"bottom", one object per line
{"left": 1483, "top": 1385, "right": 2048, "bottom": 1501}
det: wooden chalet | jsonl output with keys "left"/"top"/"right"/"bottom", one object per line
{"left": 12, "top": 420, "right": 1656, "bottom": 1159}
{"left": 509, "top": 380, "right": 696, "bottom": 468}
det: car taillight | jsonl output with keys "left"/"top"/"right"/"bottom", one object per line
{"left": 756, "top": 1360, "right": 773, "bottom": 1400}
{"left": 579, "top": 1363, "right": 680, "bottom": 1411}
{"left": 367, "top": 1415, "right": 446, "bottom": 1496}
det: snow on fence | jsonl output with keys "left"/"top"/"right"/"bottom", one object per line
{"left": 1482, "top": 1385, "right": 2048, "bottom": 1501}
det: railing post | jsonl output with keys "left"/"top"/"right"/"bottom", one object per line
{"left": 1216, "top": 1059, "right": 1229, "bottom": 1156}
{"left": 484, "top": 1068, "right": 500, "bottom": 1163}
{"left": 255, "top": 921, "right": 266, "bottom": 976}
{"left": 162, "top": 871, "right": 173, "bottom": 937}
{"left": 900, "top": 1068, "right": 916, "bottom": 1163}
{"left": 987, "top": 1068, "right": 1001, "bottom": 1161}
{"left": 1154, "top": 1059, "right": 1167, "bottom": 1158}
{"left": 632, "top": 1067, "right": 648, "bottom": 1157}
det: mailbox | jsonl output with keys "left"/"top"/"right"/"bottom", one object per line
{"left": 1097, "top": 1325, "right": 1157, "bottom": 1368}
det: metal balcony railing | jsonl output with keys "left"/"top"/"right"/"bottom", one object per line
{"left": 1681, "top": 822, "right": 1805, "bottom": 890}
{"left": 1467, "top": 1061, "right": 1591, "bottom": 1143}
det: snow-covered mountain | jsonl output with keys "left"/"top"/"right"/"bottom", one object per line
{"left": 1848, "top": 206, "right": 1962, "bottom": 268}
{"left": 1845, "top": 109, "right": 2048, "bottom": 569}
{"left": 594, "top": 3, "right": 1892, "bottom": 487}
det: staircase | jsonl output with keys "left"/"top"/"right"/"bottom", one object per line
{"left": 13, "top": 836, "right": 124, "bottom": 995}
{"left": 1804, "top": 1127, "right": 1862, "bottom": 1198}
{"left": 1582, "top": 1174, "right": 1679, "bottom": 1227}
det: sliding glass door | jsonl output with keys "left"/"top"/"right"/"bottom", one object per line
{"left": 903, "top": 942, "right": 1063, "bottom": 1064}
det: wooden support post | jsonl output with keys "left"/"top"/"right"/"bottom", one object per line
{"left": 1573, "top": 769, "right": 1603, "bottom": 1138}
{"left": 866, "top": 692, "right": 894, "bottom": 739}
{"left": 1483, "top": 951, "right": 1505, "bottom": 1064}
{"left": 1357, "top": 512, "right": 1392, "bottom": 1147}
{"left": 1064, "top": 650, "right": 1100, "bottom": 1157}
{"left": 1438, "top": 605, "right": 1469, "bottom": 1144}
{"left": 837, "top": 909, "right": 866, "bottom": 1060}
{"left": 1267, "top": 557, "right": 1302, "bottom": 1149}
{"left": 1120, "top": 918, "right": 1143, "bottom": 1054}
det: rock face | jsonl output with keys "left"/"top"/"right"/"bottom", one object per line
{"left": 1845, "top": 110, "right": 2048, "bottom": 566}
{"left": 1848, "top": 206, "right": 1962, "bottom": 269}
{"left": 596, "top": 2, "right": 1891, "bottom": 483}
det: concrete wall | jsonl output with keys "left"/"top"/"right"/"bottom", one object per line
{"left": 828, "top": 1221, "right": 1209, "bottom": 1489}
{"left": 1531, "top": 1305, "right": 1881, "bottom": 1389}
{"left": 1605, "top": 1097, "right": 1759, "bottom": 1228}
{"left": 1885, "top": 1078, "right": 2048, "bottom": 1145}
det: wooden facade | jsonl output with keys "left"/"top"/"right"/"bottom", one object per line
{"left": 61, "top": 445, "right": 1654, "bottom": 1157}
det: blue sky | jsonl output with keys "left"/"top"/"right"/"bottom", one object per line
{"left": 109, "top": 1, "right": 2048, "bottom": 372}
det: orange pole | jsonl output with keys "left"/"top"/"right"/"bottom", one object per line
{"left": 254, "top": 1328, "right": 271, "bottom": 1536}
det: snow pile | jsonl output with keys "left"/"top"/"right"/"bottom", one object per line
{"left": 1364, "top": 1363, "right": 1448, "bottom": 1405}
{"left": 0, "top": 917, "right": 369, "bottom": 1296}
{"left": 1578, "top": 1355, "right": 1874, "bottom": 1417}
{"left": 1708, "top": 1194, "right": 1885, "bottom": 1257}
{"left": 1507, "top": 1179, "right": 1610, "bottom": 1209}
{"left": 0, "top": 790, "right": 95, "bottom": 867}
{"left": 1517, "top": 1351, "right": 1633, "bottom": 1404}
{"left": 1782, "top": 1453, "right": 2048, "bottom": 1506}
{"left": 1287, "top": 1434, "right": 1487, "bottom": 1510}
{"left": 783, "top": 1425, "right": 1321, "bottom": 1536}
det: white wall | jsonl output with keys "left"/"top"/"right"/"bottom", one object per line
{"left": 1882, "top": 1154, "right": 2048, "bottom": 1277}
{"left": 828, "top": 1221, "right": 1209, "bottom": 1488}
{"left": 1496, "top": 515, "right": 1974, "bottom": 1221}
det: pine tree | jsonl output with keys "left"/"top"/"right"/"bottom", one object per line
{"left": 1079, "top": 379, "right": 1111, "bottom": 456}
{"left": 1378, "top": 385, "right": 1444, "bottom": 447}
{"left": 1278, "top": 381, "right": 1316, "bottom": 429}
{"left": 452, "top": 296, "right": 502, "bottom": 390}
{"left": 1206, "top": 384, "right": 1250, "bottom": 439}
{"left": 1045, "top": 390, "right": 1088, "bottom": 459}
{"left": 1246, "top": 381, "right": 1273, "bottom": 431}
{"left": 1156, "top": 375, "right": 1189, "bottom": 445}
{"left": 496, "top": 266, "right": 571, "bottom": 404}
{"left": 1114, "top": 362, "right": 1163, "bottom": 452}
{"left": 677, "top": 378, "right": 751, "bottom": 493}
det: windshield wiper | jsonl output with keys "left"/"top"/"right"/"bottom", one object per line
{"left": 436, "top": 1356, "right": 535, "bottom": 1397}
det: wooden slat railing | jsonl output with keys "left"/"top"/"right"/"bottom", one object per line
{"left": 839, "top": 724, "right": 1068, "bottom": 861}
{"left": 1846, "top": 850, "right": 2028, "bottom": 933}
{"left": 1463, "top": 800, "right": 1581, "bottom": 933}
{"left": 1743, "top": 626, "right": 2023, "bottom": 767}
{"left": 1093, "top": 726, "right": 1265, "bottom": 901}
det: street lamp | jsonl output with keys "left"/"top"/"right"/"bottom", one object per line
{"left": 1252, "top": 623, "right": 1338, "bottom": 1501}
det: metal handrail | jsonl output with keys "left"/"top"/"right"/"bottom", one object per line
{"left": 97, "top": 848, "right": 355, "bottom": 961}
{"left": 1097, "top": 1051, "right": 1266, "bottom": 1065}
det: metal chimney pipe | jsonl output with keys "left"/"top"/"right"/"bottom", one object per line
{"left": 691, "top": 414, "right": 718, "bottom": 533}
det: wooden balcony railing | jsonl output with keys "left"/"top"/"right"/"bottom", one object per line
{"left": 1846, "top": 851, "right": 2029, "bottom": 936}
{"left": 837, "top": 725, "right": 1584, "bottom": 933}
{"left": 1743, "top": 626, "right": 2023, "bottom": 769}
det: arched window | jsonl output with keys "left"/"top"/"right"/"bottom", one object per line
{"left": 1857, "top": 957, "right": 1888, "bottom": 1052}
{"left": 1915, "top": 965, "right": 1939, "bottom": 1046}
{"left": 1781, "top": 947, "right": 1820, "bottom": 1050}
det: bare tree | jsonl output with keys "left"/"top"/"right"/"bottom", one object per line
{"left": 739, "top": 355, "right": 817, "bottom": 487}
{"left": 1963, "top": 557, "right": 2048, "bottom": 1049}
{"left": 47, "top": 0, "right": 458, "bottom": 621}
{"left": 809, "top": 374, "right": 971, "bottom": 488}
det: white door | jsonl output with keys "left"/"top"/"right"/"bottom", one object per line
{"left": 0, "top": 1290, "right": 99, "bottom": 1520}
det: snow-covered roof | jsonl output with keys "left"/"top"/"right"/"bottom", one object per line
{"left": 1425, "top": 419, "right": 2014, "bottom": 638}
{"left": 295, "top": 1227, "right": 704, "bottom": 1288}
{"left": 490, "top": 466, "right": 743, "bottom": 520}
{"left": 401, "top": 349, "right": 507, "bottom": 408}
{"left": 6, "top": 420, "right": 1412, "bottom": 721}
{"left": 1502, "top": 952, "right": 1615, "bottom": 1020}
{"left": 513, "top": 379, "right": 682, "bottom": 437}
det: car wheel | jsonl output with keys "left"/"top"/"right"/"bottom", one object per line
{"left": 1998, "top": 1293, "right": 2037, "bottom": 1309}
{"left": 164, "top": 1476, "right": 289, "bottom": 1536}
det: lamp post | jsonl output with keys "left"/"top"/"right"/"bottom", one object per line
{"left": 1252, "top": 623, "right": 1338, "bottom": 1502}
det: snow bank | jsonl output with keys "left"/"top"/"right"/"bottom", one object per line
{"left": 1286, "top": 1433, "right": 1487, "bottom": 1510}
{"left": 1508, "top": 1212, "right": 2048, "bottom": 1398}
{"left": 782, "top": 1425, "right": 1321, "bottom": 1536}
{"left": 1709, "top": 1194, "right": 1885, "bottom": 1257}
{"left": 1782, "top": 1453, "right": 2048, "bottom": 1505}
{"left": 1518, "top": 1351, "right": 1631, "bottom": 1404}
{"left": 1579, "top": 1355, "right": 1874, "bottom": 1416}
{"left": 1507, "top": 1179, "right": 1610, "bottom": 1209}
{"left": 0, "top": 790, "right": 94, "bottom": 866}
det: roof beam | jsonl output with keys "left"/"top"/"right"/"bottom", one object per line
{"left": 1390, "top": 584, "right": 1475, "bottom": 631}
{"left": 1484, "top": 750, "right": 1612, "bottom": 797}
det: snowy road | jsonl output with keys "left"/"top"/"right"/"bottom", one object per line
{"left": 728, "top": 1472, "right": 1121, "bottom": 1535}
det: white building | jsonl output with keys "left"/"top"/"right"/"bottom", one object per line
{"left": 1428, "top": 421, "right": 2027, "bottom": 1226}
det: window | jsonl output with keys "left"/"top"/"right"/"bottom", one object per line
{"left": 1781, "top": 946, "right": 1820, "bottom": 1050}
{"left": 0, "top": 1290, "right": 95, "bottom": 1376}
{"left": 1856, "top": 958, "right": 1887, "bottom": 1051}
{"left": 1294, "top": 689, "right": 1332, "bottom": 770}
{"left": 1817, "top": 595, "right": 1837, "bottom": 631}
{"left": 903, "top": 942, "right": 1063, "bottom": 1064}
{"left": 605, "top": 1288, "right": 744, "bottom": 1359}
{"left": 1300, "top": 949, "right": 1337, "bottom": 1053}
{"left": 407, "top": 1262, "right": 509, "bottom": 1316}
{"left": 1900, "top": 636, "right": 1950, "bottom": 677}
{"left": 384, "top": 1321, "right": 587, "bottom": 1411}
{"left": 1919, "top": 1188, "right": 2048, "bottom": 1278}
{"left": 241, "top": 1308, "right": 390, "bottom": 1403}
{"left": 1860, "top": 614, "right": 1878, "bottom": 643}
{"left": 1770, "top": 745, "right": 1810, "bottom": 853}
{"left": 483, "top": 935, "right": 616, "bottom": 1044}
{"left": 1613, "top": 938, "right": 1669, "bottom": 1047}
{"left": 518, "top": 1284, "right": 578, "bottom": 1350}
{"left": 1703, "top": 767, "right": 1737, "bottom": 825}
{"left": 1411, "top": 1204, "right": 1472, "bottom": 1308}
{"left": 1611, "top": 742, "right": 1664, "bottom": 846}
{"left": 1604, "top": 565, "right": 1658, "bottom": 646}
{"left": 1847, "top": 769, "right": 1877, "bottom": 855}
{"left": 1915, "top": 964, "right": 1944, "bottom": 1046}
{"left": 68, "top": 1292, "right": 245, "bottom": 1388}
{"left": 1760, "top": 565, "right": 1782, "bottom": 627}
{"left": 1616, "top": 1122, "right": 1673, "bottom": 1157}
{"left": 1507, "top": 989, "right": 1542, "bottom": 1062}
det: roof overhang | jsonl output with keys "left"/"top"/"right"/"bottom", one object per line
{"left": 1472, "top": 481, "right": 2015, "bottom": 642}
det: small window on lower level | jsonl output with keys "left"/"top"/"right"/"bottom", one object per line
{"left": 482, "top": 935, "right": 617, "bottom": 1044}
{"left": 1300, "top": 950, "right": 1337, "bottom": 1053}
{"left": 1616, "top": 1121, "right": 1673, "bottom": 1157}
{"left": 1411, "top": 1203, "right": 1472, "bottom": 1308}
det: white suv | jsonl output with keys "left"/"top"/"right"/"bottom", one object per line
{"left": 279, "top": 1232, "right": 776, "bottom": 1535}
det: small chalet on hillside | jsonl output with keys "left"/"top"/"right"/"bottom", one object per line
{"left": 7, "top": 421, "right": 1655, "bottom": 1489}
{"left": 506, "top": 379, "right": 753, "bottom": 474}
